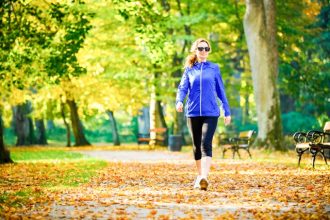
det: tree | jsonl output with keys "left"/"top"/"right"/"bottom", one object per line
{"left": 0, "top": 0, "right": 53, "bottom": 161}
{"left": 77, "top": 0, "right": 150, "bottom": 145}
{"left": 0, "top": 113, "right": 13, "bottom": 164}
{"left": 0, "top": 0, "right": 49, "bottom": 147}
{"left": 13, "top": 103, "right": 36, "bottom": 146}
{"left": 243, "top": 0, "right": 284, "bottom": 150}
{"left": 45, "top": 2, "right": 93, "bottom": 146}
{"left": 112, "top": 0, "right": 176, "bottom": 145}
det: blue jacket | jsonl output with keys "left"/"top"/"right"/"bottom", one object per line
{"left": 176, "top": 61, "right": 231, "bottom": 117}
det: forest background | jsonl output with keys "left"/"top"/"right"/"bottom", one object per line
{"left": 0, "top": 0, "right": 329, "bottom": 160}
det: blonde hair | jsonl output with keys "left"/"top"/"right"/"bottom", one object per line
{"left": 184, "top": 38, "right": 211, "bottom": 69}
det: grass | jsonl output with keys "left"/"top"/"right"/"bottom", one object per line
{"left": 42, "top": 160, "right": 108, "bottom": 188}
{"left": 10, "top": 149, "right": 86, "bottom": 161}
{"left": 0, "top": 160, "right": 107, "bottom": 209}
{"left": 0, "top": 147, "right": 107, "bottom": 210}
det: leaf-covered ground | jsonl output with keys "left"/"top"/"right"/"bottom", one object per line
{"left": 1, "top": 146, "right": 330, "bottom": 219}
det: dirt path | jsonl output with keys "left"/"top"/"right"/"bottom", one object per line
{"left": 23, "top": 150, "right": 330, "bottom": 219}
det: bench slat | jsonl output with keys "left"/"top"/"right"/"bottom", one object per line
{"left": 296, "top": 143, "right": 310, "bottom": 149}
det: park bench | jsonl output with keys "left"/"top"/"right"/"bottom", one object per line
{"left": 222, "top": 130, "right": 255, "bottom": 159}
{"left": 137, "top": 133, "right": 150, "bottom": 145}
{"left": 293, "top": 121, "right": 330, "bottom": 168}
{"left": 137, "top": 127, "right": 167, "bottom": 146}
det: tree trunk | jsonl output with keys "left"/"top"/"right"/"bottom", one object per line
{"left": 0, "top": 114, "right": 13, "bottom": 164}
{"left": 13, "top": 103, "right": 36, "bottom": 146}
{"left": 35, "top": 119, "right": 48, "bottom": 145}
{"left": 156, "top": 99, "right": 168, "bottom": 146}
{"left": 66, "top": 99, "right": 91, "bottom": 146}
{"left": 243, "top": 94, "right": 250, "bottom": 125}
{"left": 172, "top": 54, "right": 186, "bottom": 144}
{"left": 243, "top": 0, "right": 284, "bottom": 150}
{"left": 106, "top": 110, "right": 120, "bottom": 146}
{"left": 150, "top": 73, "right": 168, "bottom": 146}
{"left": 61, "top": 102, "right": 71, "bottom": 147}
{"left": 173, "top": 109, "right": 185, "bottom": 141}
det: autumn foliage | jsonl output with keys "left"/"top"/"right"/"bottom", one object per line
{"left": 1, "top": 147, "right": 330, "bottom": 219}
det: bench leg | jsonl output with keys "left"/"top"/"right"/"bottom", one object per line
{"left": 310, "top": 148, "right": 327, "bottom": 169}
{"left": 236, "top": 150, "right": 241, "bottom": 159}
{"left": 296, "top": 148, "right": 307, "bottom": 168}
{"left": 320, "top": 150, "right": 328, "bottom": 166}
{"left": 231, "top": 146, "right": 240, "bottom": 159}
{"left": 222, "top": 149, "right": 227, "bottom": 159}
{"left": 312, "top": 155, "right": 316, "bottom": 169}
{"left": 232, "top": 148, "right": 236, "bottom": 159}
{"left": 246, "top": 148, "right": 252, "bottom": 159}
{"left": 310, "top": 149, "right": 317, "bottom": 169}
{"left": 297, "top": 153, "right": 303, "bottom": 167}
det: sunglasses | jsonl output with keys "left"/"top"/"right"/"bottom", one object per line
{"left": 197, "top": 47, "right": 210, "bottom": 52}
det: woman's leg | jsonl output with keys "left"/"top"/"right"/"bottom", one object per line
{"left": 195, "top": 160, "right": 201, "bottom": 175}
{"left": 187, "top": 117, "right": 203, "bottom": 186}
{"left": 187, "top": 117, "right": 203, "bottom": 162}
{"left": 200, "top": 117, "right": 218, "bottom": 180}
{"left": 201, "top": 156, "right": 212, "bottom": 179}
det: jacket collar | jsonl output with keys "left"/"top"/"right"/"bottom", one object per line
{"left": 193, "top": 61, "right": 210, "bottom": 68}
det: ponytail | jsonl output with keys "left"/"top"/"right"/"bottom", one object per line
{"left": 184, "top": 54, "right": 198, "bottom": 69}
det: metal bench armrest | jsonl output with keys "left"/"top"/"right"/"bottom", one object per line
{"left": 293, "top": 132, "right": 307, "bottom": 143}
{"left": 307, "top": 130, "right": 328, "bottom": 144}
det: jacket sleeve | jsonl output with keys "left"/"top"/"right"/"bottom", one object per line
{"left": 176, "top": 69, "right": 189, "bottom": 105}
{"left": 215, "top": 65, "right": 231, "bottom": 116}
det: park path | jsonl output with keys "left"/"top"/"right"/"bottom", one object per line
{"left": 46, "top": 150, "right": 247, "bottom": 219}
{"left": 29, "top": 149, "right": 330, "bottom": 219}
{"left": 47, "top": 150, "right": 246, "bottom": 219}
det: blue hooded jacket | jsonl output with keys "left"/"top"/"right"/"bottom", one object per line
{"left": 176, "top": 61, "right": 231, "bottom": 117}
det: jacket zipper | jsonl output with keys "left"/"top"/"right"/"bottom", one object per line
{"left": 200, "top": 63, "right": 204, "bottom": 116}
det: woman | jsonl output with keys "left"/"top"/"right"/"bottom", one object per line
{"left": 176, "top": 38, "right": 231, "bottom": 191}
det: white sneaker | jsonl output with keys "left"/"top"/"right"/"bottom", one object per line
{"left": 193, "top": 176, "right": 202, "bottom": 188}
{"left": 200, "top": 178, "right": 208, "bottom": 191}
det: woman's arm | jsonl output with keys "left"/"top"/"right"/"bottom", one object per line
{"left": 215, "top": 65, "right": 231, "bottom": 117}
{"left": 176, "top": 69, "right": 189, "bottom": 112}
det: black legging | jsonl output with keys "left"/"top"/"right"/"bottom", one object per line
{"left": 187, "top": 116, "right": 218, "bottom": 160}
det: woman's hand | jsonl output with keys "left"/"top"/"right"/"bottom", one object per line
{"left": 224, "top": 116, "right": 231, "bottom": 126}
{"left": 176, "top": 102, "right": 183, "bottom": 112}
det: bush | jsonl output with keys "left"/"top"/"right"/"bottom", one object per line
{"left": 281, "top": 111, "right": 320, "bottom": 135}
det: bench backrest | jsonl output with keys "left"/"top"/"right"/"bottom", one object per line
{"left": 238, "top": 130, "right": 254, "bottom": 139}
{"left": 150, "top": 127, "right": 167, "bottom": 133}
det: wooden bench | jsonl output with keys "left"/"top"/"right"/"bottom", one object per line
{"left": 137, "top": 133, "right": 150, "bottom": 145}
{"left": 222, "top": 130, "right": 255, "bottom": 159}
{"left": 137, "top": 127, "right": 167, "bottom": 146}
{"left": 293, "top": 121, "right": 330, "bottom": 168}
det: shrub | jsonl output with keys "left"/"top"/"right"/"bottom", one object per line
{"left": 281, "top": 111, "right": 319, "bottom": 135}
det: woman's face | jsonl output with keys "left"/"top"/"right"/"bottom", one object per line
{"left": 195, "top": 41, "right": 210, "bottom": 62}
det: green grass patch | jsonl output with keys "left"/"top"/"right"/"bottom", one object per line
{"left": 0, "top": 189, "right": 39, "bottom": 209}
{"left": 0, "top": 148, "right": 108, "bottom": 211}
{"left": 0, "top": 160, "right": 108, "bottom": 210}
{"left": 10, "top": 150, "right": 86, "bottom": 162}
{"left": 43, "top": 160, "right": 107, "bottom": 188}
{"left": 0, "top": 193, "right": 8, "bottom": 204}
